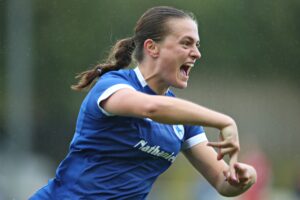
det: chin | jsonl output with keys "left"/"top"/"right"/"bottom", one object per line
{"left": 174, "top": 82, "right": 188, "bottom": 89}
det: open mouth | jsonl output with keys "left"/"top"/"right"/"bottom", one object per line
{"left": 180, "top": 63, "right": 194, "bottom": 77}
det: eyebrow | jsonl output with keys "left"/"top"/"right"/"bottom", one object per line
{"left": 182, "top": 36, "right": 200, "bottom": 45}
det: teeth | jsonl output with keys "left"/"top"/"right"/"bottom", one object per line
{"left": 185, "top": 63, "right": 194, "bottom": 67}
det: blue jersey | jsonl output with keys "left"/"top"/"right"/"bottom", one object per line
{"left": 30, "top": 67, "right": 207, "bottom": 200}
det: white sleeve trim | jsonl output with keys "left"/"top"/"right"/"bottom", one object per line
{"left": 97, "top": 84, "right": 136, "bottom": 116}
{"left": 182, "top": 133, "right": 208, "bottom": 149}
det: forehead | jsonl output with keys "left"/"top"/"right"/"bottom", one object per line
{"left": 165, "top": 18, "right": 199, "bottom": 41}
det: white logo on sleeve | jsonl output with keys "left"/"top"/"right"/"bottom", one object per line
{"left": 172, "top": 125, "right": 184, "bottom": 140}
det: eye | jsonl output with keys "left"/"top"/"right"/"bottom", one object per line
{"left": 181, "top": 40, "right": 191, "bottom": 48}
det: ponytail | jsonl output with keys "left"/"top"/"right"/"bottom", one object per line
{"left": 72, "top": 6, "right": 195, "bottom": 91}
{"left": 71, "top": 37, "right": 135, "bottom": 91}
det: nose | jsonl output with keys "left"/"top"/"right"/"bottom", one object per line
{"left": 191, "top": 46, "right": 201, "bottom": 60}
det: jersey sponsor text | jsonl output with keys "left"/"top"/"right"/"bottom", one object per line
{"left": 134, "top": 140, "right": 176, "bottom": 162}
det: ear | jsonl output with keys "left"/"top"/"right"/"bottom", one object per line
{"left": 143, "top": 39, "right": 159, "bottom": 58}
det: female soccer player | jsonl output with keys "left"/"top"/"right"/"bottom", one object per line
{"left": 30, "top": 6, "right": 256, "bottom": 199}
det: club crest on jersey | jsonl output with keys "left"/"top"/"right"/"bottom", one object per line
{"left": 172, "top": 125, "right": 184, "bottom": 140}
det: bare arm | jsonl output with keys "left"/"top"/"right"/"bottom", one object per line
{"left": 102, "top": 88, "right": 234, "bottom": 128}
{"left": 183, "top": 142, "right": 257, "bottom": 197}
{"left": 101, "top": 88, "right": 240, "bottom": 178}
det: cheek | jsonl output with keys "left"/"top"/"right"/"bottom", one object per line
{"left": 159, "top": 65, "right": 177, "bottom": 83}
{"left": 159, "top": 48, "right": 186, "bottom": 74}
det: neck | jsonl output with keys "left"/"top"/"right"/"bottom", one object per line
{"left": 138, "top": 63, "right": 169, "bottom": 95}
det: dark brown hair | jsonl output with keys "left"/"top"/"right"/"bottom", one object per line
{"left": 71, "top": 6, "right": 196, "bottom": 91}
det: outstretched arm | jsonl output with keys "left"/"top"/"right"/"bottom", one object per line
{"left": 102, "top": 88, "right": 235, "bottom": 128}
{"left": 101, "top": 88, "right": 240, "bottom": 178}
{"left": 183, "top": 141, "right": 257, "bottom": 197}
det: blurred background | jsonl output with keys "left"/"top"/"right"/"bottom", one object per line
{"left": 1, "top": 0, "right": 300, "bottom": 199}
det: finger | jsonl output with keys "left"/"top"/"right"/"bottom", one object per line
{"left": 217, "top": 148, "right": 233, "bottom": 160}
{"left": 217, "top": 144, "right": 222, "bottom": 160}
{"left": 234, "top": 163, "right": 252, "bottom": 185}
{"left": 235, "top": 176, "right": 251, "bottom": 188}
{"left": 227, "top": 177, "right": 240, "bottom": 186}
{"left": 217, "top": 152, "right": 223, "bottom": 160}
{"left": 238, "top": 177, "right": 250, "bottom": 184}
{"left": 207, "top": 141, "right": 225, "bottom": 147}
{"left": 207, "top": 141, "right": 233, "bottom": 148}
{"left": 218, "top": 147, "right": 237, "bottom": 160}
{"left": 229, "top": 151, "right": 238, "bottom": 164}
{"left": 218, "top": 134, "right": 223, "bottom": 160}
{"left": 229, "top": 153, "right": 239, "bottom": 182}
{"left": 234, "top": 163, "right": 247, "bottom": 174}
{"left": 226, "top": 170, "right": 240, "bottom": 186}
{"left": 223, "top": 170, "right": 230, "bottom": 181}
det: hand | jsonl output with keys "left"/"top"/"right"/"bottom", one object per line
{"left": 224, "top": 163, "right": 257, "bottom": 189}
{"left": 207, "top": 124, "right": 240, "bottom": 181}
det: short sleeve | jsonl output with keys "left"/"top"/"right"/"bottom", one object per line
{"left": 92, "top": 72, "right": 136, "bottom": 116}
{"left": 181, "top": 125, "right": 207, "bottom": 150}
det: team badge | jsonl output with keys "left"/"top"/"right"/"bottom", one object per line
{"left": 172, "top": 125, "right": 184, "bottom": 140}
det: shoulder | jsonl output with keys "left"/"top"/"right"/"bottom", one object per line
{"left": 92, "top": 69, "right": 136, "bottom": 90}
{"left": 101, "top": 69, "right": 133, "bottom": 81}
{"left": 81, "top": 69, "right": 137, "bottom": 116}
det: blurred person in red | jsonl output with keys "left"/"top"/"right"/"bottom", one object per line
{"left": 238, "top": 139, "right": 272, "bottom": 200}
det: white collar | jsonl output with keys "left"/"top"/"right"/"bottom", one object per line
{"left": 134, "top": 67, "right": 147, "bottom": 87}
{"left": 133, "top": 66, "right": 170, "bottom": 94}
